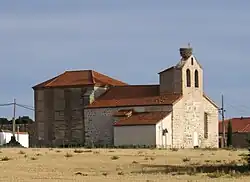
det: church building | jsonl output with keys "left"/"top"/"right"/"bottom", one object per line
{"left": 33, "top": 46, "right": 219, "bottom": 148}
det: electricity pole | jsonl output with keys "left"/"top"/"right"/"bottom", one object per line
{"left": 12, "top": 98, "right": 16, "bottom": 137}
{"left": 220, "top": 95, "right": 226, "bottom": 147}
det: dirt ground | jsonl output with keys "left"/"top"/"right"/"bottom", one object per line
{"left": 0, "top": 148, "right": 249, "bottom": 182}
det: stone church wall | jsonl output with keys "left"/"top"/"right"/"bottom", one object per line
{"left": 84, "top": 105, "right": 172, "bottom": 147}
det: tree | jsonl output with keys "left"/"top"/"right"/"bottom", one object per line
{"left": 15, "top": 116, "right": 34, "bottom": 124}
{"left": 0, "top": 118, "right": 10, "bottom": 125}
{"left": 226, "top": 120, "right": 233, "bottom": 147}
{"left": 0, "top": 116, "right": 34, "bottom": 125}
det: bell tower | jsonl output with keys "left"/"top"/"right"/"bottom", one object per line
{"left": 159, "top": 45, "right": 203, "bottom": 96}
{"left": 178, "top": 46, "right": 203, "bottom": 96}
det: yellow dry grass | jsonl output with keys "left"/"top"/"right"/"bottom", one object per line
{"left": 0, "top": 148, "right": 249, "bottom": 181}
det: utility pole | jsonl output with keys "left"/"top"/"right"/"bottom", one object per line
{"left": 12, "top": 98, "right": 16, "bottom": 137}
{"left": 220, "top": 95, "right": 226, "bottom": 148}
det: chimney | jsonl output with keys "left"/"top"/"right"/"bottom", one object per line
{"left": 179, "top": 47, "right": 193, "bottom": 60}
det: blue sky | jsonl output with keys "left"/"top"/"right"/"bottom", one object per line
{"left": 0, "top": 1, "right": 249, "bottom": 119}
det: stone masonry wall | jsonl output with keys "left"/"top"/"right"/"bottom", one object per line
{"left": 84, "top": 105, "right": 172, "bottom": 147}
{"left": 202, "top": 97, "right": 219, "bottom": 148}
{"left": 171, "top": 55, "right": 218, "bottom": 148}
{"left": 52, "top": 88, "right": 66, "bottom": 146}
{"left": 172, "top": 95, "right": 203, "bottom": 148}
{"left": 159, "top": 67, "right": 182, "bottom": 94}
{"left": 172, "top": 96, "right": 218, "bottom": 148}
{"left": 45, "top": 89, "right": 54, "bottom": 146}
{"left": 35, "top": 89, "right": 45, "bottom": 144}
{"left": 34, "top": 86, "right": 106, "bottom": 147}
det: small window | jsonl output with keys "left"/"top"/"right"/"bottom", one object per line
{"left": 204, "top": 112, "right": 208, "bottom": 139}
{"left": 186, "top": 69, "right": 191, "bottom": 87}
{"left": 191, "top": 57, "right": 194, "bottom": 65}
{"left": 162, "top": 129, "right": 168, "bottom": 136}
{"left": 195, "top": 70, "right": 199, "bottom": 88}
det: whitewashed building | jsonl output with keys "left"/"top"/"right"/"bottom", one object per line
{"left": 0, "top": 130, "right": 29, "bottom": 148}
{"left": 113, "top": 110, "right": 172, "bottom": 148}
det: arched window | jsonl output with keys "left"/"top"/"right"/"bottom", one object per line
{"left": 186, "top": 69, "right": 191, "bottom": 87}
{"left": 195, "top": 70, "right": 199, "bottom": 88}
{"left": 191, "top": 57, "right": 194, "bottom": 65}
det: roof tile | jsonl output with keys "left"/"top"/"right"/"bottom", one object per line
{"left": 219, "top": 117, "right": 250, "bottom": 133}
{"left": 114, "top": 111, "right": 171, "bottom": 126}
{"left": 86, "top": 85, "right": 182, "bottom": 108}
{"left": 33, "top": 70, "right": 127, "bottom": 89}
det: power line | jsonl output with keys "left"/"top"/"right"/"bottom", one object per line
{"left": 16, "top": 104, "right": 34, "bottom": 111}
{"left": 16, "top": 103, "right": 34, "bottom": 109}
{"left": 0, "top": 102, "right": 34, "bottom": 110}
{"left": 0, "top": 103, "right": 14, "bottom": 106}
{"left": 223, "top": 96, "right": 250, "bottom": 110}
{"left": 223, "top": 103, "right": 250, "bottom": 119}
{"left": 217, "top": 94, "right": 250, "bottom": 119}
{"left": 226, "top": 104, "right": 249, "bottom": 114}
{"left": 227, "top": 104, "right": 250, "bottom": 112}
{"left": 0, "top": 99, "right": 33, "bottom": 140}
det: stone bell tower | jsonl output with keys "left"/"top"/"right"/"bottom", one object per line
{"left": 159, "top": 46, "right": 203, "bottom": 96}
{"left": 178, "top": 46, "right": 203, "bottom": 96}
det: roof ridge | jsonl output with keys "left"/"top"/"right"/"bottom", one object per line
{"left": 65, "top": 69, "right": 93, "bottom": 72}
{"left": 90, "top": 70, "right": 96, "bottom": 84}
{"left": 33, "top": 69, "right": 127, "bottom": 88}
{"left": 110, "top": 84, "right": 159, "bottom": 87}
{"left": 229, "top": 117, "right": 250, "bottom": 120}
{"left": 93, "top": 70, "right": 127, "bottom": 85}
{"left": 158, "top": 66, "right": 175, "bottom": 74}
{"left": 32, "top": 75, "right": 59, "bottom": 89}
{"left": 45, "top": 72, "right": 67, "bottom": 87}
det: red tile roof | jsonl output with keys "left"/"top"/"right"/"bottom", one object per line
{"left": 86, "top": 85, "right": 182, "bottom": 108}
{"left": 219, "top": 117, "right": 250, "bottom": 133}
{"left": 239, "top": 124, "right": 250, "bottom": 133}
{"left": 33, "top": 70, "right": 127, "bottom": 89}
{"left": 114, "top": 111, "right": 171, "bottom": 126}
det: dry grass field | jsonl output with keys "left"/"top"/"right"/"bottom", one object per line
{"left": 0, "top": 148, "right": 249, "bottom": 181}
